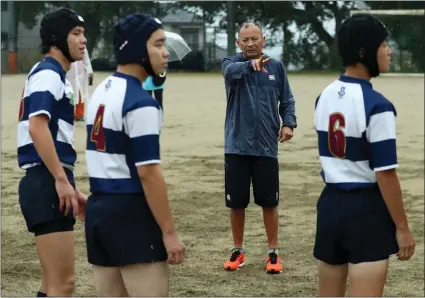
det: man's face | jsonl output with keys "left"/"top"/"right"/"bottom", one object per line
{"left": 237, "top": 24, "right": 265, "bottom": 59}
{"left": 147, "top": 29, "right": 169, "bottom": 75}
{"left": 67, "top": 26, "right": 86, "bottom": 61}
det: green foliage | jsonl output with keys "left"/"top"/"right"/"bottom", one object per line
{"left": 364, "top": 1, "right": 424, "bottom": 72}
{"left": 17, "top": 1, "right": 173, "bottom": 57}
{"left": 173, "top": 1, "right": 226, "bottom": 24}
{"left": 18, "top": 1, "right": 47, "bottom": 29}
{"left": 14, "top": 0, "right": 423, "bottom": 71}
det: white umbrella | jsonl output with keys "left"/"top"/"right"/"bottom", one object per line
{"left": 164, "top": 31, "right": 192, "bottom": 62}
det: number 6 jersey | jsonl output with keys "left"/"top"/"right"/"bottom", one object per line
{"left": 86, "top": 72, "right": 163, "bottom": 194}
{"left": 314, "top": 75, "right": 398, "bottom": 190}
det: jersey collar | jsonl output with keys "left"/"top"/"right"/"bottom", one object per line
{"left": 339, "top": 74, "right": 373, "bottom": 88}
{"left": 44, "top": 56, "right": 66, "bottom": 78}
{"left": 238, "top": 52, "right": 269, "bottom": 61}
{"left": 113, "top": 71, "right": 142, "bottom": 84}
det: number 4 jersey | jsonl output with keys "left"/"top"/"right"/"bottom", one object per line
{"left": 86, "top": 72, "right": 163, "bottom": 194}
{"left": 314, "top": 75, "right": 398, "bottom": 190}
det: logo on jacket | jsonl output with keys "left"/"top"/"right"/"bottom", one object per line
{"left": 338, "top": 86, "right": 345, "bottom": 99}
{"left": 105, "top": 79, "right": 112, "bottom": 90}
{"left": 269, "top": 75, "right": 275, "bottom": 81}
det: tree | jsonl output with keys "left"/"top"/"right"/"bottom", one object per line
{"left": 16, "top": 1, "right": 173, "bottom": 58}
{"left": 364, "top": 1, "right": 424, "bottom": 72}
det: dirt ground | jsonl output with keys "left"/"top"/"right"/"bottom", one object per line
{"left": 1, "top": 72, "right": 424, "bottom": 297}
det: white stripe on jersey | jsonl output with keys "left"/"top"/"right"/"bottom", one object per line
{"left": 24, "top": 69, "right": 64, "bottom": 101}
{"left": 320, "top": 156, "right": 376, "bottom": 183}
{"left": 17, "top": 120, "right": 32, "bottom": 148}
{"left": 23, "top": 69, "right": 64, "bottom": 121}
{"left": 374, "top": 164, "right": 399, "bottom": 172}
{"left": 86, "top": 73, "right": 163, "bottom": 193}
{"left": 85, "top": 77, "right": 126, "bottom": 132}
{"left": 123, "top": 106, "right": 162, "bottom": 138}
{"left": 315, "top": 75, "right": 399, "bottom": 187}
{"left": 367, "top": 111, "right": 396, "bottom": 143}
{"left": 57, "top": 119, "right": 75, "bottom": 148}
{"left": 17, "top": 57, "right": 77, "bottom": 170}
{"left": 135, "top": 159, "right": 161, "bottom": 167}
{"left": 28, "top": 110, "right": 52, "bottom": 120}
{"left": 86, "top": 150, "right": 131, "bottom": 179}
{"left": 315, "top": 81, "right": 366, "bottom": 138}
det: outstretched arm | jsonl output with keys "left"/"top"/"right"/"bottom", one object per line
{"left": 222, "top": 56, "right": 253, "bottom": 81}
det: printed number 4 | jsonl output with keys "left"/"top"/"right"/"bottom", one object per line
{"left": 90, "top": 104, "right": 106, "bottom": 151}
{"left": 328, "top": 112, "right": 346, "bottom": 158}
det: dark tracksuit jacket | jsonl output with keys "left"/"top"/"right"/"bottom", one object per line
{"left": 222, "top": 53, "right": 297, "bottom": 159}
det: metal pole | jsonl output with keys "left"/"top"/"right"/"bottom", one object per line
{"left": 226, "top": 1, "right": 235, "bottom": 56}
{"left": 7, "top": 1, "right": 18, "bottom": 72}
{"left": 203, "top": 7, "right": 207, "bottom": 70}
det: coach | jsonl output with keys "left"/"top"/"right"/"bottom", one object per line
{"left": 221, "top": 22, "right": 297, "bottom": 274}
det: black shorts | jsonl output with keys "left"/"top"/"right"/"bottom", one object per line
{"left": 224, "top": 154, "right": 279, "bottom": 209}
{"left": 313, "top": 185, "right": 399, "bottom": 265}
{"left": 18, "top": 165, "right": 76, "bottom": 236}
{"left": 85, "top": 193, "right": 168, "bottom": 267}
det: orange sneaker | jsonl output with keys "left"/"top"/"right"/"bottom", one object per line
{"left": 266, "top": 251, "right": 283, "bottom": 274}
{"left": 224, "top": 248, "right": 245, "bottom": 271}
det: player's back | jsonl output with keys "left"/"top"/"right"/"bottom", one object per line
{"left": 314, "top": 75, "right": 397, "bottom": 189}
{"left": 86, "top": 72, "right": 162, "bottom": 194}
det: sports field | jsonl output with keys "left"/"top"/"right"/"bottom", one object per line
{"left": 1, "top": 72, "right": 424, "bottom": 296}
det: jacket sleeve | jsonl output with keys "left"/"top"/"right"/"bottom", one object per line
{"left": 279, "top": 63, "right": 297, "bottom": 128}
{"left": 222, "top": 56, "right": 253, "bottom": 81}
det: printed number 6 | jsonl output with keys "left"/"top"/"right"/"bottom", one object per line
{"left": 328, "top": 113, "right": 346, "bottom": 158}
{"left": 90, "top": 104, "right": 106, "bottom": 151}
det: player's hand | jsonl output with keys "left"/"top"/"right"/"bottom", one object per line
{"left": 251, "top": 55, "right": 271, "bottom": 73}
{"left": 162, "top": 232, "right": 185, "bottom": 265}
{"left": 278, "top": 126, "right": 293, "bottom": 143}
{"left": 55, "top": 179, "right": 78, "bottom": 217}
{"left": 75, "top": 189, "right": 88, "bottom": 222}
{"left": 396, "top": 228, "right": 415, "bottom": 260}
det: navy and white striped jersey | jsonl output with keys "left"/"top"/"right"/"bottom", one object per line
{"left": 86, "top": 72, "right": 163, "bottom": 194}
{"left": 314, "top": 75, "right": 398, "bottom": 189}
{"left": 17, "top": 57, "right": 76, "bottom": 170}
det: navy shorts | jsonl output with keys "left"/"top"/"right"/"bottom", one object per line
{"left": 85, "top": 193, "right": 168, "bottom": 267}
{"left": 18, "top": 165, "right": 76, "bottom": 236}
{"left": 224, "top": 154, "right": 279, "bottom": 209}
{"left": 313, "top": 185, "right": 399, "bottom": 265}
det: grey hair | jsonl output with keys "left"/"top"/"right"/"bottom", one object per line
{"left": 238, "top": 22, "right": 263, "bottom": 37}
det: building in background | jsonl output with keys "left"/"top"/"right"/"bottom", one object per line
{"left": 1, "top": 5, "right": 228, "bottom": 73}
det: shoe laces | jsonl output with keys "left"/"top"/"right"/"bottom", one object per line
{"left": 230, "top": 248, "right": 242, "bottom": 262}
{"left": 268, "top": 252, "right": 278, "bottom": 264}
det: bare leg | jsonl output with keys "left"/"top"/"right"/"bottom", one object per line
{"left": 93, "top": 265, "right": 128, "bottom": 297}
{"left": 230, "top": 208, "right": 245, "bottom": 248}
{"left": 262, "top": 207, "right": 279, "bottom": 248}
{"left": 120, "top": 262, "right": 169, "bottom": 297}
{"left": 35, "top": 231, "right": 75, "bottom": 296}
{"left": 318, "top": 260, "right": 348, "bottom": 297}
{"left": 348, "top": 260, "right": 389, "bottom": 297}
